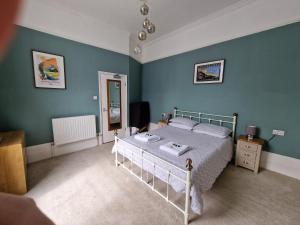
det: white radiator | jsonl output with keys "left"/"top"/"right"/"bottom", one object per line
{"left": 52, "top": 115, "right": 96, "bottom": 146}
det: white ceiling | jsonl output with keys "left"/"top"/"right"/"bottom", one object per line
{"left": 46, "top": 0, "right": 245, "bottom": 42}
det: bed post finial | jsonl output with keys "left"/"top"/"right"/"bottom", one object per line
{"left": 232, "top": 113, "right": 238, "bottom": 142}
{"left": 173, "top": 107, "right": 178, "bottom": 118}
{"left": 186, "top": 158, "right": 193, "bottom": 171}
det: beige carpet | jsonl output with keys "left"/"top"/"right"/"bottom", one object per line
{"left": 26, "top": 143, "right": 300, "bottom": 225}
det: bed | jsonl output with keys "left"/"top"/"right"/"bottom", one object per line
{"left": 112, "top": 108, "right": 237, "bottom": 225}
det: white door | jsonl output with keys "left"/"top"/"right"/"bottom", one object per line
{"left": 99, "top": 71, "right": 128, "bottom": 143}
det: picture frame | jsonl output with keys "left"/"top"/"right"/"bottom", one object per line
{"left": 32, "top": 50, "right": 66, "bottom": 89}
{"left": 193, "top": 59, "right": 225, "bottom": 84}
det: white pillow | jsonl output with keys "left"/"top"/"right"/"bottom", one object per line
{"left": 168, "top": 122, "right": 193, "bottom": 131}
{"left": 193, "top": 123, "right": 232, "bottom": 138}
{"left": 170, "top": 117, "right": 198, "bottom": 128}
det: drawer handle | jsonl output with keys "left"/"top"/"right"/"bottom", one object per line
{"left": 242, "top": 160, "right": 249, "bottom": 165}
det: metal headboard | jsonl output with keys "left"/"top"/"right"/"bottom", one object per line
{"left": 173, "top": 107, "right": 238, "bottom": 141}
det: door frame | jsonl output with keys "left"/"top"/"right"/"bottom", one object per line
{"left": 98, "top": 71, "right": 128, "bottom": 144}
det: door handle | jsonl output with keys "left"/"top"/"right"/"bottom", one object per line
{"left": 103, "top": 108, "right": 107, "bottom": 112}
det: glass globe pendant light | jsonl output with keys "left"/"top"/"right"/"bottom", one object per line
{"left": 138, "top": 30, "right": 147, "bottom": 41}
{"left": 147, "top": 23, "right": 155, "bottom": 34}
{"left": 140, "top": 3, "right": 149, "bottom": 15}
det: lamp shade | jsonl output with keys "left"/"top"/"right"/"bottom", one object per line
{"left": 246, "top": 125, "right": 256, "bottom": 136}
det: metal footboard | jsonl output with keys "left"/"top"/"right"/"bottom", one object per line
{"left": 114, "top": 136, "right": 193, "bottom": 225}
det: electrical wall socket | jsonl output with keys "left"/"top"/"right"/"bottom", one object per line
{"left": 272, "top": 129, "right": 285, "bottom": 136}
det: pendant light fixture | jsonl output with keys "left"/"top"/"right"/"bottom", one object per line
{"left": 147, "top": 23, "right": 155, "bottom": 34}
{"left": 134, "top": 45, "right": 142, "bottom": 55}
{"left": 138, "top": 30, "right": 147, "bottom": 41}
{"left": 143, "top": 18, "right": 150, "bottom": 29}
{"left": 134, "top": 0, "right": 157, "bottom": 54}
{"left": 140, "top": 3, "right": 149, "bottom": 16}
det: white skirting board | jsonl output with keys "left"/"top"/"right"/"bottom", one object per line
{"left": 26, "top": 135, "right": 102, "bottom": 164}
{"left": 26, "top": 143, "right": 52, "bottom": 164}
{"left": 260, "top": 151, "right": 300, "bottom": 180}
{"left": 53, "top": 137, "right": 98, "bottom": 157}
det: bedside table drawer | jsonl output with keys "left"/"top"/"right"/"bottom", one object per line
{"left": 238, "top": 148, "right": 257, "bottom": 162}
{"left": 237, "top": 156, "right": 255, "bottom": 170}
{"left": 239, "top": 141, "right": 258, "bottom": 152}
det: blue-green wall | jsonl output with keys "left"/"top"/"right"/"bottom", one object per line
{"left": 0, "top": 26, "right": 141, "bottom": 146}
{"left": 1, "top": 23, "right": 300, "bottom": 159}
{"left": 142, "top": 22, "right": 300, "bottom": 159}
{"left": 129, "top": 57, "right": 142, "bottom": 102}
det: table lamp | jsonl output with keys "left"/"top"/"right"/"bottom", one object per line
{"left": 246, "top": 125, "right": 256, "bottom": 141}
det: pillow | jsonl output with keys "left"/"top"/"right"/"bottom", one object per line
{"left": 193, "top": 123, "right": 232, "bottom": 138}
{"left": 168, "top": 122, "right": 193, "bottom": 131}
{"left": 170, "top": 117, "right": 198, "bottom": 128}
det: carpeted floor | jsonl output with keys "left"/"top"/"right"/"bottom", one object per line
{"left": 26, "top": 143, "right": 300, "bottom": 225}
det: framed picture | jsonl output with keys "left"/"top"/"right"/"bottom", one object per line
{"left": 193, "top": 59, "right": 224, "bottom": 84}
{"left": 32, "top": 50, "right": 66, "bottom": 89}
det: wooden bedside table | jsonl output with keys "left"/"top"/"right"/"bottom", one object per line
{"left": 235, "top": 135, "right": 264, "bottom": 173}
{"left": 158, "top": 120, "right": 168, "bottom": 128}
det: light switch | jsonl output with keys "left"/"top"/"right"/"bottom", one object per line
{"left": 93, "top": 96, "right": 98, "bottom": 100}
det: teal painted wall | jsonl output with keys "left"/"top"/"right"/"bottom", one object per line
{"left": 129, "top": 57, "right": 142, "bottom": 102}
{"left": 142, "top": 22, "right": 300, "bottom": 159}
{"left": 0, "top": 26, "right": 141, "bottom": 146}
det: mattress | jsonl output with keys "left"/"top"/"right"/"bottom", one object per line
{"left": 113, "top": 125, "right": 233, "bottom": 214}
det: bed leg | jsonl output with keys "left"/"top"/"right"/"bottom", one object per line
{"left": 184, "top": 159, "right": 193, "bottom": 225}
{"left": 114, "top": 133, "right": 119, "bottom": 167}
{"left": 115, "top": 149, "right": 118, "bottom": 167}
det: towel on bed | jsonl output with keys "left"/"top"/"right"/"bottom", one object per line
{"left": 134, "top": 133, "right": 160, "bottom": 143}
{"left": 159, "top": 142, "right": 191, "bottom": 156}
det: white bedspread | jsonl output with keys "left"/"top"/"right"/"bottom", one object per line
{"left": 112, "top": 126, "right": 232, "bottom": 214}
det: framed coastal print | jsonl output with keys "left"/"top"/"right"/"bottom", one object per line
{"left": 193, "top": 59, "right": 224, "bottom": 84}
{"left": 32, "top": 50, "right": 66, "bottom": 89}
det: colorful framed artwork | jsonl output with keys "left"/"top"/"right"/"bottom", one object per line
{"left": 193, "top": 59, "right": 224, "bottom": 84}
{"left": 32, "top": 50, "right": 66, "bottom": 89}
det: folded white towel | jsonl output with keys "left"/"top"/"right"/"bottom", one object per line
{"left": 159, "top": 142, "right": 191, "bottom": 156}
{"left": 134, "top": 133, "right": 160, "bottom": 143}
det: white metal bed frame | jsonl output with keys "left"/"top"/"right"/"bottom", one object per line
{"left": 113, "top": 108, "right": 237, "bottom": 225}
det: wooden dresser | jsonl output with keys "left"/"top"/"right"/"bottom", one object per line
{"left": 0, "top": 131, "right": 27, "bottom": 194}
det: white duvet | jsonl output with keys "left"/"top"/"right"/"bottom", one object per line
{"left": 112, "top": 126, "right": 232, "bottom": 214}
